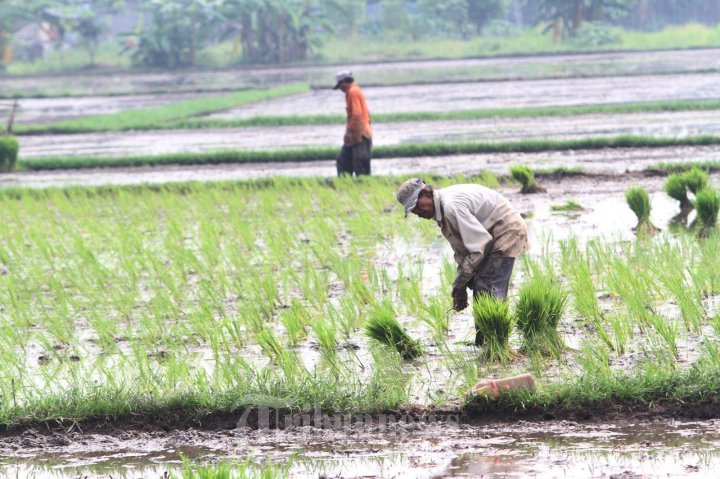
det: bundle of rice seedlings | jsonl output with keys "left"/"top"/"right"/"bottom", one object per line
{"left": 683, "top": 167, "right": 708, "bottom": 194}
{"left": 664, "top": 173, "right": 692, "bottom": 211}
{"left": 510, "top": 165, "right": 546, "bottom": 194}
{"left": 473, "top": 295, "right": 516, "bottom": 363}
{"left": 694, "top": 188, "right": 720, "bottom": 236}
{"left": 365, "top": 301, "right": 423, "bottom": 359}
{"left": 515, "top": 275, "right": 568, "bottom": 356}
{"left": 625, "top": 186, "right": 660, "bottom": 235}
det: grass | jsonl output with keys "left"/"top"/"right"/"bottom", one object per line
{"left": 472, "top": 295, "right": 515, "bottom": 363}
{"left": 19, "top": 134, "right": 720, "bottom": 172}
{"left": 365, "top": 301, "right": 423, "bottom": 360}
{"left": 515, "top": 272, "right": 568, "bottom": 356}
{"left": 14, "top": 84, "right": 309, "bottom": 135}
{"left": 2, "top": 175, "right": 720, "bottom": 428}
{"left": 551, "top": 199, "right": 583, "bottom": 212}
{"left": 695, "top": 188, "right": 720, "bottom": 232}
{"left": 625, "top": 186, "right": 659, "bottom": 234}
{"left": 509, "top": 164, "right": 545, "bottom": 194}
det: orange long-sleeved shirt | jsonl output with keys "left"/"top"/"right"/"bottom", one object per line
{"left": 345, "top": 83, "right": 372, "bottom": 145}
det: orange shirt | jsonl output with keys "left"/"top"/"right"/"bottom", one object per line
{"left": 345, "top": 83, "right": 372, "bottom": 145}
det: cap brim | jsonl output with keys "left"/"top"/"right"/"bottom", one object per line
{"left": 402, "top": 188, "right": 421, "bottom": 217}
{"left": 332, "top": 82, "right": 341, "bottom": 90}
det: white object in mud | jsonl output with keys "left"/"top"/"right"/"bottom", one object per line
{"left": 473, "top": 373, "right": 536, "bottom": 398}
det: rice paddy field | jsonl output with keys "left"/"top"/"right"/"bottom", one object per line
{"left": 3, "top": 48, "right": 720, "bottom": 478}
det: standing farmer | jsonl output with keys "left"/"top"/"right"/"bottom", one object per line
{"left": 396, "top": 178, "right": 529, "bottom": 346}
{"left": 333, "top": 71, "right": 373, "bottom": 176}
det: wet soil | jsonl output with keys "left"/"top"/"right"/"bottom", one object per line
{"left": 2, "top": 48, "right": 720, "bottom": 97}
{"left": 16, "top": 110, "right": 720, "bottom": 160}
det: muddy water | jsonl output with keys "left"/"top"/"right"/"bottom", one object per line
{"left": 11, "top": 92, "right": 218, "bottom": 124}
{"left": 2, "top": 48, "right": 720, "bottom": 97}
{"left": 3, "top": 419, "right": 720, "bottom": 478}
{"left": 211, "top": 72, "right": 720, "bottom": 119}
{"left": 17, "top": 110, "right": 720, "bottom": 159}
{"left": 2, "top": 145, "right": 716, "bottom": 190}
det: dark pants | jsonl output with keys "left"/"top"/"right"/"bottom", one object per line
{"left": 337, "top": 137, "right": 372, "bottom": 176}
{"left": 472, "top": 253, "right": 516, "bottom": 346}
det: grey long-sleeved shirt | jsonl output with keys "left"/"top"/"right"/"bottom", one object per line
{"left": 432, "top": 184, "right": 528, "bottom": 289}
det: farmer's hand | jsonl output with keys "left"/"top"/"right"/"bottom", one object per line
{"left": 452, "top": 286, "right": 468, "bottom": 311}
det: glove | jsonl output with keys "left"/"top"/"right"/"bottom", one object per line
{"left": 452, "top": 286, "right": 468, "bottom": 311}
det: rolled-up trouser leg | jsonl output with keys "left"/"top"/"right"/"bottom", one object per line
{"left": 337, "top": 145, "right": 354, "bottom": 176}
{"left": 351, "top": 137, "right": 372, "bottom": 176}
{"left": 471, "top": 253, "right": 516, "bottom": 346}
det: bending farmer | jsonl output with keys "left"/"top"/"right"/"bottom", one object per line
{"left": 396, "top": 178, "right": 529, "bottom": 346}
{"left": 333, "top": 71, "right": 372, "bottom": 176}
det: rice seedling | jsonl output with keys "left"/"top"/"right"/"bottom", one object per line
{"left": 472, "top": 294, "right": 516, "bottom": 363}
{"left": 694, "top": 188, "right": 720, "bottom": 235}
{"left": 550, "top": 199, "right": 583, "bottom": 212}
{"left": 514, "top": 274, "right": 568, "bottom": 356}
{"left": 683, "top": 167, "right": 709, "bottom": 194}
{"left": 365, "top": 301, "right": 423, "bottom": 360}
{"left": 664, "top": 173, "right": 692, "bottom": 211}
{"left": 509, "top": 164, "right": 546, "bottom": 194}
{"left": 419, "top": 295, "right": 450, "bottom": 338}
{"left": 625, "top": 186, "right": 660, "bottom": 235}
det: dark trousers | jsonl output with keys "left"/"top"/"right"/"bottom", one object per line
{"left": 472, "top": 253, "right": 516, "bottom": 346}
{"left": 337, "top": 137, "right": 372, "bottom": 176}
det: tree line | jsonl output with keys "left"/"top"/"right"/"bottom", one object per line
{"left": 1, "top": 0, "right": 719, "bottom": 70}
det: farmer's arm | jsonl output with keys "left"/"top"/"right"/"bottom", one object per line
{"left": 446, "top": 206, "right": 493, "bottom": 289}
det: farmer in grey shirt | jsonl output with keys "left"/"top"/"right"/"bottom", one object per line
{"left": 396, "top": 178, "right": 528, "bottom": 346}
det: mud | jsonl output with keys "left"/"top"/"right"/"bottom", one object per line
{"left": 3, "top": 418, "right": 720, "bottom": 478}
{"left": 15, "top": 110, "right": 720, "bottom": 159}
{"left": 211, "top": 71, "right": 720, "bottom": 119}
{"left": 2, "top": 48, "right": 720, "bottom": 97}
{"left": 2, "top": 145, "right": 717, "bottom": 190}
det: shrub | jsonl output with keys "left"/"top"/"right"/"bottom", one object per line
{"left": 473, "top": 294, "right": 516, "bottom": 363}
{"left": 510, "top": 164, "right": 546, "bottom": 194}
{"left": 365, "top": 301, "right": 423, "bottom": 360}
{"left": 625, "top": 186, "right": 659, "bottom": 234}
{"left": 515, "top": 274, "right": 568, "bottom": 356}
{"left": 683, "top": 167, "right": 708, "bottom": 194}
{"left": 0, "top": 135, "right": 19, "bottom": 172}
{"left": 694, "top": 188, "right": 720, "bottom": 233}
{"left": 664, "top": 173, "right": 692, "bottom": 210}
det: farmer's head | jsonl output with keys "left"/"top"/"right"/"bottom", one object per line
{"left": 396, "top": 178, "right": 434, "bottom": 219}
{"left": 333, "top": 70, "right": 354, "bottom": 92}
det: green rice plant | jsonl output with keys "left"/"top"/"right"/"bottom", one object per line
{"left": 472, "top": 294, "right": 516, "bottom": 363}
{"left": 683, "top": 167, "right": 709, "bottom": 194}
{"left": 664, "top": 173, "right": 692, "bottom": 211}
{"left": 514, "top": 274, "right": 568, "bottom": 356}
{"left": 625, "top": 186, "right": 659, "bottom": 234}
{"left": 365, "top": 300, "right": 423, "bottom": 360}
{"left": 279, "top": 300, "right": 309, "bottom": 346}
{"left": 0, "top": 135, "right": 19, "bottom": 172}
{"left": 550, "top": 199, "right": 583, "bottom": 212}
{"left": 419, "top": 295, "right": 450, "bottom": 337}
{"left": 509, "top": 164, "right": 546, "bottom": 194}
{"left": 647, "top": 314, "right": 679, "bottom": 360}
{"left": 694, "top": 188, "right": 720, "bottom": 234}
{"left": 309, "top": 313, "right": 339, "bottom": 367}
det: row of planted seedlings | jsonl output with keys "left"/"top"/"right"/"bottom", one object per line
{"left": 0, "top": 175, "right": 500, "bottom": 423}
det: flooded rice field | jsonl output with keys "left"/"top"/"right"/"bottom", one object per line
{"left": 2, "top": 145, "right": 716, "bottom": 189}
{"left": 211, "top": 72, "right": 720, "bottom": 119}
{"left": 10, "top": 92, "right": 218, "bottom": 124}
{"left": 16, "top": 110, "right": 720, "bottom": 159}
{"left": 3, "top": 419, "right": 720, "bottom": 478}
{"left": 7, "top": 70, "right": 720, "bottom": 125}
{"left": 1, "top": 47, "right": 719, "bottom": 97}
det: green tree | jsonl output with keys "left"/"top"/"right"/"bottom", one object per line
{"left": 57, "top": 0, "right": 125, "bottom": 66}
{"left": 535, "top": 0, "right": 636, "bottom": 38}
